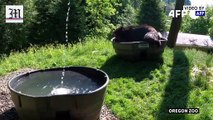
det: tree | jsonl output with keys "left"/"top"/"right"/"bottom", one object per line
{"left": 111, "top": 0, "right": 140, "bottom": 26}
{"left": 85, "top": 0, "right": 116, "bottom": 37}
{"left": 167, "top": 0, "right": 185, "bottom": 48}
{"left": 139, "top": 0, "right": 167, "bottom": 32}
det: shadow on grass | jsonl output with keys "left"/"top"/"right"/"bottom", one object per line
{"left": 100, "top": 55, "right": 164, "bottom": 82}
{"left": 157, "top": 50, "right": 190, "bottom": 120}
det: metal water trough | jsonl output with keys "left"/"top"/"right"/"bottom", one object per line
{"left": 8, "top": 67, "right": 109, "bottom": 120}
{"left": 112, "top": 38, "right": 167, "bottom": 61}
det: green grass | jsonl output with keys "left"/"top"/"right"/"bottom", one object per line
{"left": 0, "top": 37, "right": 213, "bottom": 120}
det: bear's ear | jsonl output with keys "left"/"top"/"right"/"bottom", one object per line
{"left": 117, "top": 26, "right": 123, "bottom": 32}
{"left": 114, "top": 27, "right": 122, "bottom": 34}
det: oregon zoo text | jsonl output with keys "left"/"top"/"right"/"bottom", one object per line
{"left": 168, "top": 108, "right": 199, "bottom": 114}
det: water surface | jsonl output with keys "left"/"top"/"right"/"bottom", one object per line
{"left": 14, "top": 71, "right": 100, "bottom": 96}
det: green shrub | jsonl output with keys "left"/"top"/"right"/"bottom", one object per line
{"left": 207, "top": 7, "right": 213, "bottom": 38}
{"left": 111, "top": 0, "right": 142, "bottom": 27}
{"left": 139, "top": 0, "right": 167, "bottom": 32}
{"left": 28, "top": 0, "right": 88, "bottom": 44}
{"left": 85, "top": 0, "right": 116, "bottom": 37}
{"left": 181, "top": 7, "right": 213, "bottom": 36}
{"left": 181, "top": 15, "right": 209, "bottom": 35}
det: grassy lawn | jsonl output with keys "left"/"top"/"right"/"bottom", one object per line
{"left": 0, "top": 37, "right": 213, "bottom": 120}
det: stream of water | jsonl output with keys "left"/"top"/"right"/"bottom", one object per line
{"left": 49, "top": 1, "right": 99, "bottom": 95}
{"left": 59, "top": 0, "right": 71, "bottom": 83}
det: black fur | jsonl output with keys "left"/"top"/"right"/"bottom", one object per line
{"left": 113, "top": 25, "right": 164, "bottom": 46}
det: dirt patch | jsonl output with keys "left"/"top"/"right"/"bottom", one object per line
{"left": 0, "top": 68, "right": 118, "bottom": 120}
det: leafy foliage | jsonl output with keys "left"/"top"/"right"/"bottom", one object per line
{"left": 111, "top": 0, "right": 142, "bottom": 27}
{"left": 139, "top": 0, "right": 167, "bottom": 32}
{"left": 181, "top": 7, "right": 213, "bottom": 36}
{"left": 207, "top": 7, "right": 213, "bottom": 38}
{"left": 181, "top": 15, "right": 209, "bottom": 35}
{"left": 85, "top": 0, "right": 116, "bottom": 37}
{"left": 28, "top": 0, "right": 65, "bottom": 44}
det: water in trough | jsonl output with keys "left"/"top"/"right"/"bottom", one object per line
{"left": 15, "top": 71, "right": 99, "bottom": 96}
{"left": 14, "top": 70, "right": 99, "bottom": 96}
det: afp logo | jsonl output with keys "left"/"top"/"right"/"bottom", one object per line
{"left": 5, "top": 5, "right": 23, "bottom": 23}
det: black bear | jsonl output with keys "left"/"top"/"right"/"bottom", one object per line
{"left": 113, "top": 24, "right": 166, "bottom": 46}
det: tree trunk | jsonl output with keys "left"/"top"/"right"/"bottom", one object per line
{"left": 167, "top": 0, "right": 185, "bottom": 48}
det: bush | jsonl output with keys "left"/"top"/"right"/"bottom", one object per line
{"left": 207, "top": 7, "right": 213, "bottom": 38}
{"left": 181, "top": 15, "right": 209, "bottom": 35}
{"left": 85, "top": 0, "right": 116, "bottom": 37}
{"left": 28, "top": 0, "right": 89, "bottom": 44}
{"left": 181, "top": 7, "right": 213, "bottom": 36}
{"left": 139, "top": 0, "right": 167, "bottom": 32}
{"left": 111, "top": 0, "right": 142, "bottom": 27}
